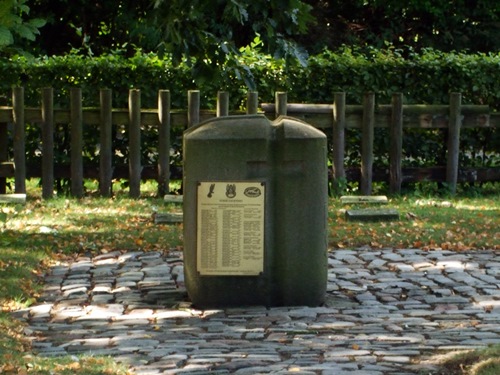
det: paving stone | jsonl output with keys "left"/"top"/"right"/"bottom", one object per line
{"left": 12, "top": 247, "right": 500, "bottom": 375}
{"left": 324, "top": 349, "right": 371, "bottom": 357}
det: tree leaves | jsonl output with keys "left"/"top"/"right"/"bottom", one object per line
{"left": 0, "top": 26, "right": 14, "bottom": 47}
{"left": 0, "top": 0, "right": 45, "bottom": 52}
{"left": 151, "top": 0, "right": 314, "bottom": 86}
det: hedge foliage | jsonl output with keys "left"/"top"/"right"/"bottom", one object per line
{"left": 298, "top": 48, "right": 500, "bottom": 110}
{"left": 0, "top": 48, "right": 498, "bottom": 193}
{"left": 0, "top": 47, "right": 499, "bottom": 110}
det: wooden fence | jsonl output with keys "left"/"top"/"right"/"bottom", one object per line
{"left": 0, "top": 88, "right": 499, "bottom": 199}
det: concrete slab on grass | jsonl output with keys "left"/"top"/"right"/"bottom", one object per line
{"left": 153, "top": 212, "right": 183, "bottom": 224}
{"left": 0, "top": 193, "right": 26, "bottom": 204}
{"left": 340, "top": 195, "right": 388, "bottom": 205}
{"left": 164, "top": 195, "right": 183, "bottom": 204}
{"left": 346, "top": 208, "right": 399, "bottom": 222}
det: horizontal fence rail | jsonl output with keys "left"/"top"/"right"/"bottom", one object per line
{"left": 0, "top": 88, "right": 499, "bottom": 198}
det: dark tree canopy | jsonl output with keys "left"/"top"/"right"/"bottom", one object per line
{"left": 27, "top": 0, "right": 313, "bottom": 62}
{"left": 29, "top": 0, "right": 156, "bottom": 56}
{"left": 151, "top": 0, "right": 313, "bottom": 64}
{"left": 3, "top": 0, "right": 499, "bottom": 63}
{"left": 303, "top": 0, "right": 500, "bottom": 53}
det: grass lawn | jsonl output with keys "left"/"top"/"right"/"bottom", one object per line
{"left": 329, "top": 195, "right": 499, "bottom": 251}
{"left": 423, "top": 344, "right": 500, "bottom": 375}
{"left": 0, "top": 179, "right": 498, "bottom": 374}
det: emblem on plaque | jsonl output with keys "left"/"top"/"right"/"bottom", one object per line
{"left": 244, "top": 186, "right": 261, "bottom": 198}
{"left": 207, "top": 183, "right": 215, "bottom": 198}
{"left": 225, "top": 184, "right": 236, "bottom": 198}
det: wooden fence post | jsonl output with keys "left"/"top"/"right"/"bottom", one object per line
{"left": 217, "top": 91, "right": 229, "bottom": 117}
{"left": 41, "top": 87, "right": 54, "bottom": 199}
{"left": 0, "top": 121, "right": 6, "bottom": 194}
{"left": 99, "top": 88, "right": 113, "bottom": 197}
{"left": 447, "top": 92, "right": 462, "bottom": 195}
{"left": 70, "top": 88, "right": 83, "bottom": 197}
{"left": 157, "top": 90, "right": 171, "bottom": 197}
{"left": 332, "top": 92, "right": 346, "bottom": 195}
{"left": 12, "top": 87, "right": 26, "bottom": 194}
{"left": 129, "top": 89, "right": 142, "bottom": 198}
{"left": 246, "top": 91, "right": 258, "bottom": 114}
{"left": 361, "top": 92, "right": 375, "bottom": 195}
{"left": 390, "top": 93, "right": 403, "bottom": 194}
{"left": 275, "top": 92, "right": 287, "bottom": 117}
{"left": 188, "top": 90, "right": 200, "bottom": 127}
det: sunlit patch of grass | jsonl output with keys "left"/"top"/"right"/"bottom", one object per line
{"left": 328, "top": 195, "right": 500, "bottom": 250}
{"left": 425, "top": 345, "right": 500, "bottom": 375}
{"left": 0, "top": 352, "right": 130, "bottom": 374}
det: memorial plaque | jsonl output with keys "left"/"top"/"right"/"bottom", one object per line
{"left": 196, "top": 181, "right": 265, "bottom": 276}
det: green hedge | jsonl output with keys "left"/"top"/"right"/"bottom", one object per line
{"left": 1, "top": 47, "right": 499, "bottom": 109}
{"left": 293, "top": 48, "right": 500, "bottom": 109}
{"left": 0, "top": 48, "right": 498, "bottom": 193}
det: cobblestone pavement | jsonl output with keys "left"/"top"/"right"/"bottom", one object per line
{"left": 13, "top": 248, "right": 500, "bottom": 374}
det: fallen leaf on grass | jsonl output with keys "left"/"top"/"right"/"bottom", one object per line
{"left": 413, "top": 240, "right": 423, "bottom": 248}
{"left": 56, "top": 361, "right": 81, "bottom": 371}
{"left": 406, "top": 212, "right": 418, "bottom": 219}
{"left": 0, "top": 364, "right": 16, "bottom": 373}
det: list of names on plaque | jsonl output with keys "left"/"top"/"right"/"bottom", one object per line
{"left": 197, "top": 181, "right": 265, "bottom": 275}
